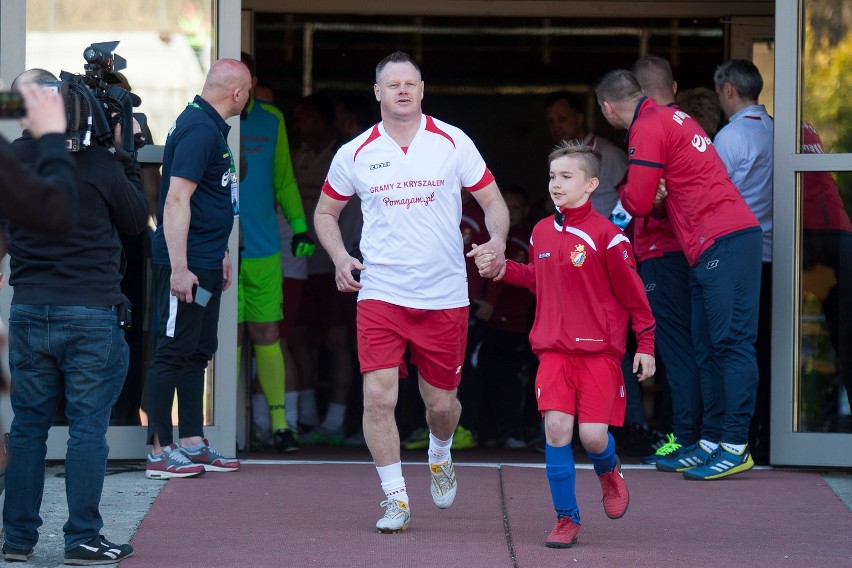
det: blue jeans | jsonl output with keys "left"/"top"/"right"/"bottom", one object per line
{"left": 2, "top": 305, "right": 128, "bottom": 551}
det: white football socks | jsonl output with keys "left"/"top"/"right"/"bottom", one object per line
{"left": 428, "top": 432, "right": 453, "bottom": 464}
{"left": 377, "top": 462, "right": 408, "bottom": 505}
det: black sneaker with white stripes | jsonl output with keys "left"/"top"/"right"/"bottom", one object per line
{"left": 2, "top": 544, "right": 34, "bottom": 562}
{"left": 64, "top": 535, "right": 134, "bottom": 565}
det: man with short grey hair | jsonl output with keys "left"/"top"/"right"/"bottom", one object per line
{"left": 713, "top": 59, "right": 773, "bottom": 463}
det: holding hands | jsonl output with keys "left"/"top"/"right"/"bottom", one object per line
{"left": 467, "top": 242, "right": 506, "bottom": 281}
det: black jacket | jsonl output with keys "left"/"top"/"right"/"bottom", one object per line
{"left": 9, "top": 135, "right": 148, "bottom": 306}
{"left": 0, "top": 132, "right": 77, "bottom": 234}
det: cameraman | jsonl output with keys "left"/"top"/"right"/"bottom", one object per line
{"left": 1, "top": 69, "right": 147, "bottom": 565}
{"left": 0, "top": 80, "right": 77, "bottom": 494}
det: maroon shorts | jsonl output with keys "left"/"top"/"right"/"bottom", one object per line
{"left": 278, "top": 277, "right": 305, "bottom": 339}
{"left": 535, "top": 351, "right": 626, "bottom": 426}
{"left": 356, "top": 299, "right": 467, "bottom": 390}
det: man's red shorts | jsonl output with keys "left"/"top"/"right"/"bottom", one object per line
{"left": 534, "top": 351, "right": 626, "bottom": 426}
{"left": 357, "top": 299, "right": 467, "bottom": 390}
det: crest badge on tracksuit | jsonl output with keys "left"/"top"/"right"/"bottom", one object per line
{"left": 570, "top": 244, "right": 586, "bottom": 267}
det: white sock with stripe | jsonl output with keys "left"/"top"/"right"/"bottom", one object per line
{"left": 428, "top": 432, "right": 453, "bottom": 464}
{"left": 720, "top": 442, "right": 747, "bottom": 455}
{"left": 377, "top": 462, "right": 408, "bottom": 505}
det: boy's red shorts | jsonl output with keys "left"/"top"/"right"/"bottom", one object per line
{"left": 357, "top": 299, "right": 467, "bottom": 390}
{"left": 535, "top": 351, "right": 626, "bottom": 426}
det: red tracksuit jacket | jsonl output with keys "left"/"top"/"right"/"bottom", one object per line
{"left": 503, "top": 201, "right": 655, "bottom": 361}
{"left": 620, "top": 97, "right": 759, "bottom": 266}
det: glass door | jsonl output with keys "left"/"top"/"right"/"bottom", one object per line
{"left": 0, "top": 0, "right": 241, "bottom": 460}
{"left": 772, "top": 0, "right": 852, "bottom": 467}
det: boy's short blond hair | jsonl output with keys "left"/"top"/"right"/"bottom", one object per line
{"left": 548, "top": 140, "right": 602, "bottom": 181}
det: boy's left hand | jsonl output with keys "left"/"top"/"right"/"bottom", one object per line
{"left": 633, "top": 353, "right": 655, "bottom": 382}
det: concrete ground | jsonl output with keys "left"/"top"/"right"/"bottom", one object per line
{"left": 0, "top": 463, "right": 160, "bottom": 568}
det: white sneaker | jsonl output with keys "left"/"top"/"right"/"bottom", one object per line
{"left": 429, "top": 459, "right": 458, "bottom": 508}
{"left": 375, "top": 499, "right": 411, "bottom": 533}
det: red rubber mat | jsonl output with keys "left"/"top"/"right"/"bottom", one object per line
{"left": 124, "top": 462, "right": 851, "bottom": 568}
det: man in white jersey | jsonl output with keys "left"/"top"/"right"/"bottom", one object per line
{"left": 314, "top": 51, "right": 509, "bottom": 533}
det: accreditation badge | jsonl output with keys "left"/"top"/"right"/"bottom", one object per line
{"left": 230, "top": 171, "right": 239, "bottom": 217}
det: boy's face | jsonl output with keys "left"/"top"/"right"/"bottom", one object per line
{"left": 548, "top": 155, "right": 598, "bottom": 210}
{"left": 504, "top": 193, "right": 528, "bottom": 228}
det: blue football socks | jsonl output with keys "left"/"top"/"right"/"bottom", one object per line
{"left": 545, "top": 442, "right": 580, "bottom": 523}
{"left": 586, "top": 432, "right": 617, "bottom": 475}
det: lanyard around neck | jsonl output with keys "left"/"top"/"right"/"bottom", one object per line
{"left": 187, "top": 102, "right": 235, "bottom": 174}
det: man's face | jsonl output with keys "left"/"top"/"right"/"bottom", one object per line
{"left": 598, "top": 99, "right": 621, "bottom": 130}
{"left": 715, "top": 83, "right": 735, "bottom": 119}
{"left": 374, "top": 62, "right": 423, "bottom": 120}
{"left": 545, "top": 99, "right": 584, "bottom": 143}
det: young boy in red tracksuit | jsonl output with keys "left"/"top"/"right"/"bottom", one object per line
{"left": 472, "top": 140, "right": 655, "bottom": 548}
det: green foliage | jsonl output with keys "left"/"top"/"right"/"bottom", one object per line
{"left": 803, "top": 5, "right": 852, "bottom": 208}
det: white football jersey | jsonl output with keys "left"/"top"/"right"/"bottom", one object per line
{"left": 323, "top": 114, "right": 493, "bottom": 309}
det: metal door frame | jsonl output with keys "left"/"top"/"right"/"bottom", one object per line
{"left": 771, "top": 2, "right": 852, "bottom": 467}
{"left": 0, "top": 0, "right": 241, "bottom": 460}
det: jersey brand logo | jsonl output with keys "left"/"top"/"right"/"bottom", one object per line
{"left": 538, "top": 252, "right": 551, "bottom": 259}
{"left": 369, "top": 161, "right": 391, "bottom": 170}
{"left": 706, "top": 259, "right": 719, "bottom": 269}
{"left": 645, "top": 283, "right": 656, "bottom": 291}
{"left": 691, "top": 134, "right": 712, "bottom": 153}
{"left": 570, "top": 244, "right": 586, "bottom": 267}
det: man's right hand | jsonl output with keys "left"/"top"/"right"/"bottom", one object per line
{"left": 18, "top": 84, "right": 66, "bottom": 138}
{"left": 333, "top": 254, "right": 365, "bottom": 292}
{"left": 170, "top": 266, "right": 200, "bottom": 303}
